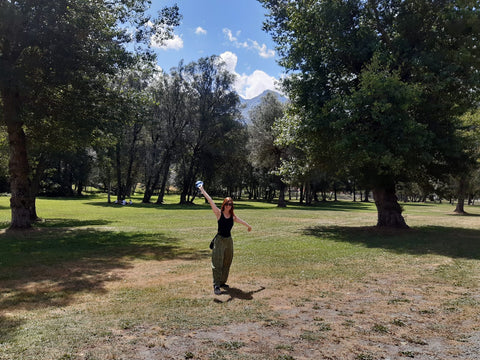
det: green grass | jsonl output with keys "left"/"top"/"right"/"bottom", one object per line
{"left": 0, "top": 194, "right": 479, "bottom": 359}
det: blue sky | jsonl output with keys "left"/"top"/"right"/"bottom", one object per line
{"left": 149, "top": 0, "right": 284, "bottom": 99}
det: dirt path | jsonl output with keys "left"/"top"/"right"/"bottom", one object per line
{"left": 94, "top": 259, "right": 480, "bottom": 360}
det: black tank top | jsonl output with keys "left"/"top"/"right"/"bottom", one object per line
{"left": 217, "top": 212, "right": 234, "bottom": 237}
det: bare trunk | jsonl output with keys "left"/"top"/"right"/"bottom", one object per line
{"left": 454, "top": 177, "right": 466, "bottom": 214}
{"left": 179, "top": 147, "right": 198, "bottom": 204}
{"left": 363, "top": 190, "right": 370, "bottom": 202}
{"left": 142, "top": 177, "right": 157, "bottom": 203}
{"left": 3, "top": 91, "right": 32, "bottom": 229}
{"left": 372, "top": 186, "right": 409, "bottom": 229}
{"left": 76, "top": 179, "right": 83, "bottom": 196}
{"left": 115, "top": 144, "right": 124, "bottom": 201}
{"left": 277, "top": 180, "right": 286, "bottom": 207}
{"left": 156, "top": 154, "right": 172, "bottom": 205}
{"left": 125, "top": 123, "right": 142, "bottom": 198}
{"left": 28, "top": 157, "right": 47, "bottom": 222}
{"left": 455, "top": 197, "right": 465, "bottom": 214}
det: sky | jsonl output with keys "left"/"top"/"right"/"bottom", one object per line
{"left": 149, "top": 0, "right": 284, "bottom": 99}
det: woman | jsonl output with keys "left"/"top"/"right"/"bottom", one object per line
{"left": 199, "top": 185, "right": 252, "bottom": 295}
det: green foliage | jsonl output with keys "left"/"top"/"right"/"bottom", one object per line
{"left": 0, "top": 0, "right": 180, "bottom": 227}
{"left": 328, "top": 56, "right": 425, "bottom": 186}
{"left": 262, "top": 0, "right": 480, "bottom": 189}
{"left": 248, "top": 92, "right": 285, "bottom": 170}
{"left": 175, "top": 55, "right": 244, "bottom": 203}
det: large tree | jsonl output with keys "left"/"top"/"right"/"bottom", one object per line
{"left": 176, "top": 56, "right": 241, "bottom": 204}
{"left": 261, "top": 0, "right": 480, "bottom": 227}
{"left": 452, "top": 109, "right": 480, "bottom": 214}
{"left": 0, "top": 0, "right": 179, "bottom": 228}
{"left": 142, "top": 63, "right": 193, "bottom": 204}
{"left": 248, "top": 92, "right": 287, "bottom": 206}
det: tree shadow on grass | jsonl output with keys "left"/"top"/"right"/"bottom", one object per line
{"left": 447, "top": 212, "right": 480, "bottom": 217}
{"left": 303, "top": 225, "right": 480, "bottom": 260}
{"left": 35, "top": 218, "right": 112, "bottom": 228}
{"left": 85, "top": 200, "right": 280, "bottom": 211}
{"left": 0, "top": 221, "right": 210, "bottom": 341}
{"left": 86, "top": 199, "right": 375, "bottom": 212}
{"left": 285, "top": 201, "right": 373, "bottom": 212}
{"left": 0, "top": 315, "right": 22, "bottom": 344}
{"left": 0, "top": 218, "right": 113, "bottom": 231}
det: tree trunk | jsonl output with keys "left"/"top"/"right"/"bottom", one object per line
{"left": 277, "top": 180, "right": 287, "bottom": 207}
{"left": 76, "top": 179, "right": 83, "bottom": 196}
{"left": 107, "top": 179, "right": 111, "bottom": 203}
{"left": 28, "top": 157, "right": 47, "bottom": 222}
{"left": 142, "top": 136, "right": 161, "bottom": 203}
{"left": 143, "top": 169, "right": 160, "bottom": 203}
{"left": 179, "top": 147, "right": 198, "bottom": 204}
{"left": 115, "top": 144, "right": 124, "bottom": 201}
{"left": 372, "top": 186, "right": 409, "bottom": 229}
{"left": 454, "top": 177, "right": 466, "bottom": 214}
{"left": 156, "top": 154, "right": 172, "bottom": 204}
{"left": 3, "top": 91, "right": 32, "bottom": 229}
{"left": 125, "top": 123, "right": 142, "bottom": 198}
{"left": 455, "top": 197, "right": 465, "bottom": 214}
{"left": 353, "top": 180, "right": 356, "bottom": 202}
{"left": 363, "top": 190, "right": 370, "bottom": 202}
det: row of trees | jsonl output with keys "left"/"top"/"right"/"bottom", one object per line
{"left": 96, "top": 57, "right": 248, "bottom": 206}
{"left": 0, "top": 2, "right": 289, "bottom": 229}
{"left": 55, "top": 63, "right": 288, "bottom": 207}
{"left": 1, "top": 0, "right": 480, "bottom": 230}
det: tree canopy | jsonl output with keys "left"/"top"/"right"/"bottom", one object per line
{"left": 0, "top": 0, "right": 180, "bottom": 228}
{"left": 261, "top": 0, "right": 480, "bottom": 227}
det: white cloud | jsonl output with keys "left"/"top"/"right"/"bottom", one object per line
{"left": 219, "top": 51, "right": 279, "bottom": 99}
{"left": 219, "top": 51, "right": 238, "bottom": 74}
{"left": 223, "top": 28, "right": 237, "bottom": 42}
{"left": 251, "top": 41, "right": 275, "bottom": 59}
{"left": 240, "top": 70, "right": 278, "bottom": 99}
{"left": 151, "top": 33, "right": 184, "bottom": 51}
{"left": 223, "top": 27, "right": 275, "bottom": 59}
{"left": 195, "top": 26, "right": 207, "bottom": 35}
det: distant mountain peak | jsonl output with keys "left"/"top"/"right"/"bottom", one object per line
{"left": 249, "top": 89, "right": 287, "bottom": 102}
{"left": 239, "top": 89, "right": 288, "bottom": 124}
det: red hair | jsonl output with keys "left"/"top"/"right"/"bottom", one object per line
{"left": 221, "top": 197, "right": 235, "bottom": 217}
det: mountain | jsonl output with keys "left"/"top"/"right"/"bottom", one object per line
{"left": 239, "top": 90, "right": 288, "bottom": 124}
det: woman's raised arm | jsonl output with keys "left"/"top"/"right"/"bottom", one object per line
{"left": 199, "top": 186, "right": 221, "bottom": 219}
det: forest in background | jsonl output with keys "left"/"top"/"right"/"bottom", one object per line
{"left": 1, "top": 1, "right": 479, "bottom": 229}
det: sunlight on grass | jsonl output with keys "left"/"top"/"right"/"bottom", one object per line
{"left": 0, "top": 194, "right": 479, "bottom": 359}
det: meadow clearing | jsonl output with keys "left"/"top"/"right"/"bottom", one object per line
{"left": 0, "top": 194, "right": 479, "bottom": 360}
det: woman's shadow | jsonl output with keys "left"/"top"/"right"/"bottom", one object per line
{"left": 214, "top": 286, "right": 265, "bottom": 303}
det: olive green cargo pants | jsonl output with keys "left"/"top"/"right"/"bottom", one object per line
{"left": 211, "top": 234, "right": 233, "bottom": 286}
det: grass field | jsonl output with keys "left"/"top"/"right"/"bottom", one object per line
{"left": 0, "top": 194, "right": 479, "bottom": 360}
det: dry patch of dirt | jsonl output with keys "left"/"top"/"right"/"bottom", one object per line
{"left": 84, "top": 259, "right": 480, "bottom": 360}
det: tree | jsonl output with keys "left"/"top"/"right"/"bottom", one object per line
{"left": 110, "top": 67, "right": 154, "bottom": 201}
{"left": 261, "top": 0, "right": 480, "bottom": 228}
{"left": 176, "top": 56, "right": 241, "bottom": 204}
{"left": 0, "top": 0, "right": 180, "bottom": 228}
{"left": 142, "top": 63, "right": 192, "bottom": 204}
{"left": 248, "top": 92, "right": 287, "bottom": 206}
{"left": 452, "top": 109, "right": 480, "bottom": 214}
